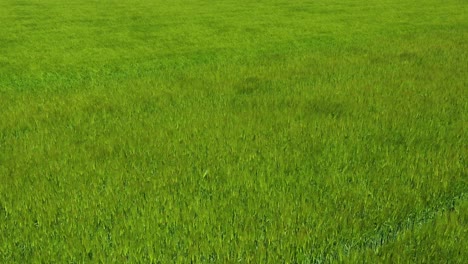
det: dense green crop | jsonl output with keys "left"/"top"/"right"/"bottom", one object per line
{"left": 1, "top": 0, "right": 467, "bottom": 262}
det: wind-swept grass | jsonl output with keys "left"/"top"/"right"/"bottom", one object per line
{"left": 0, "top": 0, "right": 467, "bottom": 262}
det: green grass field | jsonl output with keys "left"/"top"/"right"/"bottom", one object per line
{"left": 1, "top": 0, "right": 467, "bottom": 262}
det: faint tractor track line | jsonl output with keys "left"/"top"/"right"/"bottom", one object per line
{"left": 312, "top": 192, "right": 467, "bottom": 263}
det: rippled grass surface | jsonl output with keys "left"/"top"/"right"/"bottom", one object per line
{"left": 1, "top": 0, "right": 467, "bottom": 262}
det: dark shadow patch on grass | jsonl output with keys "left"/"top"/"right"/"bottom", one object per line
{"left": 398, "top": 51, "right": 418, "bottom": 60}
{"left": 234, "top": 77, "right": 271, "bottom": 95}
{"left": 305, "top": 99, "right": 345, "bottom": 118}
{"left": 398, "top": 51, "right": 421, "bottom": 64}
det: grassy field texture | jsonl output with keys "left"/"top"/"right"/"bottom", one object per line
{"left": 1, "top": 0, "right": 467, "bottom": 262}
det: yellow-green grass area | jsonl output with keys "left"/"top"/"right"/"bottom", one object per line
{"left": 0, "top": 0, "right": 467, "bottom": 262}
